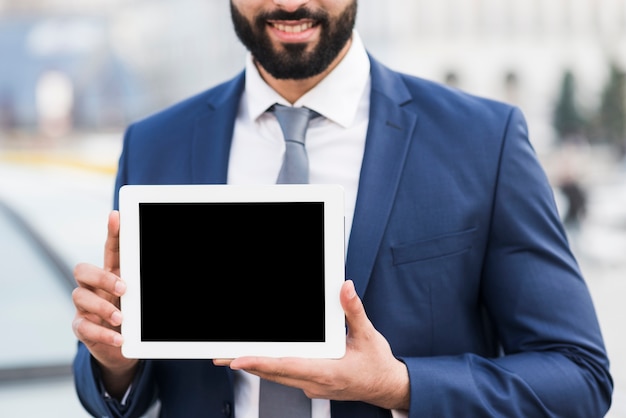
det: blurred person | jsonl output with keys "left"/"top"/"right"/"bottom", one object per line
{"left": 71, "top": 0, "right": 612, "bottom": 417}
{"left": 553, "top": 142, "right": 589, "bottom": 242}
{"left": 559, "top": 174, "right": 588, "bottom": 230}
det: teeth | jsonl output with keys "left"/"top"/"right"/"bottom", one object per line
{"left": 273, "top": 22, "right": 313, "bottom": 33}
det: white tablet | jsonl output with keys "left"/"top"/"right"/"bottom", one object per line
{"left": 118, "top": 184, "right": 346, "bottom": 359}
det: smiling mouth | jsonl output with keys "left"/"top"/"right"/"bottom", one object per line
{"left": 268, "top": 20, "right": 315, "bottom": 33}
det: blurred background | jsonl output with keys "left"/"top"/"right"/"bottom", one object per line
{"left": 0, "top": 0, "right": 625, "bottom": 416}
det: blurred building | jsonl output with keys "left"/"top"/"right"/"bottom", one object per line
{"left": 1, "top": 0, "right": 625, "bottom": 149}
{"left": 359, "top": 0, "right": 626, "bottom": 152}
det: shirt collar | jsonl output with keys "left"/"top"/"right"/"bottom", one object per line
{"left": 245, "top": 30, "right": 370, "bottom": 128}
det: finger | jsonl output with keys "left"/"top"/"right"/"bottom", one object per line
{"left": 73, "top": 262, "right": 126, "bottom": 299}
{"left": 72, "top": 286, "right": 124, "bottom": 327}
{"left": 236, "top": 361, "right": 331, "bottom": 396}
{"left": 228, "top": 356, "right": 323, "bottom": 382}
{"left": 213, "top": 359, "right": 234, "bottom": 367}
{"left": 104, "top": 210, "right": 121, "bottom": 273}
{"left": 72, "top": 316, "right": 124, "bottom": 347}
{"left": 228, "top": 356, "right": 297, "bottom": 372}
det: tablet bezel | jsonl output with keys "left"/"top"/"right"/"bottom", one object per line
{"left": 118, "top": 184, "right": 346, "bottom": 359}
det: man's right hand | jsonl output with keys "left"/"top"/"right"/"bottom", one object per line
{"left": 72, "top": 210, "right": 139, "bottom": 398}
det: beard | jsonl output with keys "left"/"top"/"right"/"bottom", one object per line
{"left": 230, "top": 0, "right": 357, "bottom": 80}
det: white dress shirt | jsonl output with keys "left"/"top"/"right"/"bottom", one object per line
{"left": 227, "top": 31, "right": 408, "bottom": 418}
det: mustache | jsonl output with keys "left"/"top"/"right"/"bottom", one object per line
{"left": 257, "top": 7, "right": 328, "bottom": 22}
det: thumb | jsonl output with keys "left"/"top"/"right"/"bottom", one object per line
{"left": 104, "top": 210, "right": 121, "bottom": 273}
{"left": 340, "top": 280, "right": 370, "bottom": 337}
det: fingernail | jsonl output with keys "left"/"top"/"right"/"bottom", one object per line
{"left": 346, "top": 280, "right": 356, "bottom": 299}
{"left": 115, "top": 280, "right": 126, "bottom": 294}
{"left": 113, "top": 334, "right": 123, "bottom": 347}
{"left": 72, "top": 318, "right": 82, "bottom": 333}
{"left": 111, "top": 310, "right": 123, "bottom": 325}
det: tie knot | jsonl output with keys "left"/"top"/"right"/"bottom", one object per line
{"left": 271, "top": 104, "right": 318, "bottom": 144}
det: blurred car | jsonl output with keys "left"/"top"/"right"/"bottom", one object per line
{"left": 0, "top": 198, "right": 88, "bottom": 417}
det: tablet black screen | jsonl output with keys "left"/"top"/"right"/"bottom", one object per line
{"left": 138, "top": 202, "right": 326, "bottom": 343}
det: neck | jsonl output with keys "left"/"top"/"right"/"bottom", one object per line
{"left": 256, "top": 37, "right": 352, "bottom": 105}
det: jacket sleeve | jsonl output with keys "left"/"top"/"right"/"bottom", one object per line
{"left": 73, "top": 341, "right": 158, "bottom": 418}
{"left": 402, "top": 108, "right": 613, "bottom": 417}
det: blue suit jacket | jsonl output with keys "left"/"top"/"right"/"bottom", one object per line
{"left": 74, "top": 56, "right": 612, "bottom": 417}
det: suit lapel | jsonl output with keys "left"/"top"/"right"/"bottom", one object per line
{"left": 191, "top": 72, "right": 245, "bottom": 184}
{"left": 185, "top": 64, "right": 416, "bottom": 299}
{"left": 346, "top": 58, "right": 418, "bottom": 297}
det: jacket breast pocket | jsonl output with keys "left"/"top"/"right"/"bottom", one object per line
{"left": 391, "top": 227, "right": 477, "bottom": 266}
